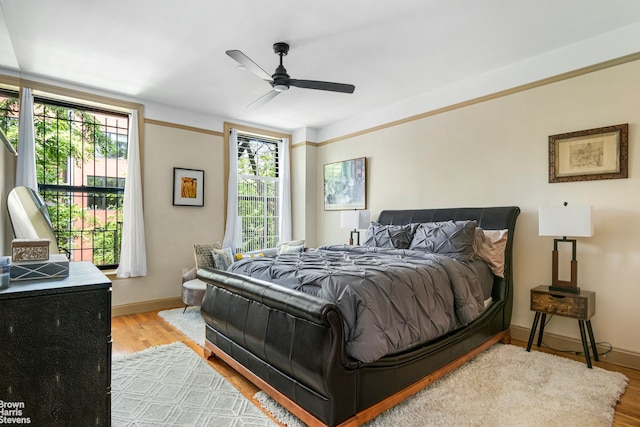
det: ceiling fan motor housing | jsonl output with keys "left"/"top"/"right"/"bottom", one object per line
{"left": 272, "top": 66, "right": 290, "bottom": 91}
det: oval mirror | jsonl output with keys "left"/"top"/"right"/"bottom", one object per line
{"left": 6, "top": 186, "right": 60, "bottom": 254}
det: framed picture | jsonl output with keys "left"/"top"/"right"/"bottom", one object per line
{"left": 548, "top": 123, "right": 628, "bottom": 183}
{"left": 323, "top": 157, "right": 366, "bottom": 210}
{"left": 173, "top": 167, "right": 204, "bottom": 206}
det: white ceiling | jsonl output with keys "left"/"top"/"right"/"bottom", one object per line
{"left": 1, "top": 0, "right": 640, "bottom": 137}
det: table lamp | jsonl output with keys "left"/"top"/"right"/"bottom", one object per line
{"left": 539, "top": 204, "right": 593, "bottom": 294}
{"left": 340, "top": 210, "right": 370, "bottom": 245}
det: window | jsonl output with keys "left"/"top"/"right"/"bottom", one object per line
{"left": 0, "top": 92, "right": 129, "bottom": 269}
{"left": 0, "top": 89, "right": 19, "bottom": 146}
{"left": 236, "top": 133, "right": 280, "bottom": 252}
{"left": 87, "top": 176, "right": 126, "bottom": 210}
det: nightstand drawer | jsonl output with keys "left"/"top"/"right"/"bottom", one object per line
{"left": 530, "top": 286, "right": 595, "bottom": 320}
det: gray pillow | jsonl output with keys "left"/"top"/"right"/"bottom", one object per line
{"left": 363, "top": 223, "right": 417, "bottom": 249}
{"left": 211, "top": 247, "right": 234, "bottom": 270}
{"left": 409, "top": 220, "right": 478, "bottom": 262}
{"left": 193, "top": 242, "right": 222, "bottom": 269}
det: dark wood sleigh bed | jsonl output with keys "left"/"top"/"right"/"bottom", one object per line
{"left": 198, "top": 206, "right": 520, "bottom": 426}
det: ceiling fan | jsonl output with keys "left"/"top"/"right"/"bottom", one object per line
{"left": 226, "top": 42, "right": 356, "bottom": 108}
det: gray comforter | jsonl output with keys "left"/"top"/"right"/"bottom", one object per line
{"left": 228, "top": 245, "right": 486, "bottom": 363}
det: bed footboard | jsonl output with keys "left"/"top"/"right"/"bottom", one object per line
{"left": 198, "top": 268, "right": 357, "bottom": 426}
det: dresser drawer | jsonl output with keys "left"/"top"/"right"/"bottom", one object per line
{"left": 530, "top": 287, "right": 595, "bottom": 320}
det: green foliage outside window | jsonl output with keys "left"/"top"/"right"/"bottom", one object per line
{"left": 1, "top": 95, "right": 127, "bottom": 268}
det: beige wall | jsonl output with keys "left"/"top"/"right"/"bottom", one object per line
{"left": 111, "top": 122, "right": 225, "bottom": 308}
{"left": 291, "top": 143, "right": 318, "bottom": 246}
{"left": 1, "top": 143, "right": 16, "bottom": 255}
{"left": 313, "top": 59, "right": 640, "bottom": 356}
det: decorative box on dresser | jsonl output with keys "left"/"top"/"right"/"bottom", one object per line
{"left": 0, "top": 262, "right": 112, "bottom": 426}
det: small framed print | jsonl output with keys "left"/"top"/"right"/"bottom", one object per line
{"left": 548, "top": 124, "right": 628, "bottom": 183}
{"left": 173, "top": 167, "right": 204, "bottom": 206}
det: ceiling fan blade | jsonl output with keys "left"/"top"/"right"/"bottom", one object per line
{"left": 247, "top": 90, "right": 280, "bottom": 108}
{"left": 226, "top": 50, "right": 273, "bottom": 82}
{"left": 289, "top": 79, "right": 355, "bottom": 94}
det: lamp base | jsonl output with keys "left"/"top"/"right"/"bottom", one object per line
{"left": 349, "top": 229, "right": 360, "bottom": 246}
{"left": 549, "top": 285, "right": 581, "bottom": 294}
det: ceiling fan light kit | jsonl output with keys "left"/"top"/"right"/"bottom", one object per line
{"left": 226, "top": 42, "right": 355, "bottom": 107}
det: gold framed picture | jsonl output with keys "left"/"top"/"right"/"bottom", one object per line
{"left": 548, "top": 123, "right": 628, "bottom": 183}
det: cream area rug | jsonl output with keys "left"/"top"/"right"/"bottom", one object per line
{"left": 157, "top": 308, "right": 628, "bottom": 426}
{"left": 258, "top": 344, "right": 628, "bottom": 427}
{"left": 111, "top": 342, "right": 276, "bottom": 426}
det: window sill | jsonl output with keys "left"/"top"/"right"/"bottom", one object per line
{"left": 102, "top": 269, "right": 118, "bottom": 279}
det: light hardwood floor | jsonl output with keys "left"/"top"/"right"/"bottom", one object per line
{"left": 112, "top": 309, "right": 640, "bottom": 426}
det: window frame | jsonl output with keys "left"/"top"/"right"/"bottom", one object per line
{"left": 0, "top": 77, "right": 144, "bottom": 272}
{"left": 223, "top": 122, "right": 291, "bottom": 252}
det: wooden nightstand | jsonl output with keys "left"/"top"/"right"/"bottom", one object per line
{"left": 526, "top": 285, "right": 598, "bottom": 368}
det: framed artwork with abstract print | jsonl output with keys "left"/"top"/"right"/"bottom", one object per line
{"left": 323, "top": 157, "right": 366, "bottom": 210}
{"left": 173, "top": 167, "right": 204, "bottom": 206}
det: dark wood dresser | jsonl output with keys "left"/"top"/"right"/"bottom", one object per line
{"left": 0, "top": 262, "right": 112, "bottom": 426}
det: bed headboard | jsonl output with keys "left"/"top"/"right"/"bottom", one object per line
{"left": 377, "top": 206, "right": 520, "bottom": 231}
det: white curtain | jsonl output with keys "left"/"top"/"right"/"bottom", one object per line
{"left": 278, "top": 138, "right": 292, "bottom": 242}
{"left": 16, "top": 87, "right": 38, "bottom": 190}
{"left": 222, "top": 128, "right": 239, "bottom": 252}
{"left": 116, "top": 110, "right": 147, "bottom": 278}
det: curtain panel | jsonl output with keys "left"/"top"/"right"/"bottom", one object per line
{"left": 116, "top": 110, "right": 147, "bottom": 278}
{"left": 16, "top": 87, "right": 37, "bottom": 190}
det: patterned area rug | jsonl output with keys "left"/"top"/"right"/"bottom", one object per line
{"left": 112, "top": 342, "right": 276, "bottom": 426}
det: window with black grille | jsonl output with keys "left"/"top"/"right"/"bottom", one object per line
{"left": 1, "top": 91, "right": 129, "bottom": 269}
{"left": 236, "top": 133, "right": 280, "bottom": 252}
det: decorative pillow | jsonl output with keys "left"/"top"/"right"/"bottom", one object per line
{"left": 473, "top": 228, "right": 508, "bottom": 278}
{"left": 276, "top": 239, "right": 305, "bottom": 254}
{"left": 278, "top": 243, "right": 304, "bottom": 254}
{"left": 193, "top": 242, "right": 221, "bottom": 269}
{"left": 235, "top": 252, "right": 264, "bottom": 261}
{"left": 363, "top": 223, "right": 417, "bottom": 249}
{"left": 409, "top": 220, "right": 477, "bottom": 262}
{"left": 211, "top": 247, "right": 234, "bottom": 271}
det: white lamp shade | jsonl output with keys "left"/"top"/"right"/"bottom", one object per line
{"left": 539, "top": 205, "right": 594, "bottom": 237}
{"left": 340, "top": 210, "right": 370, "bottom": 230}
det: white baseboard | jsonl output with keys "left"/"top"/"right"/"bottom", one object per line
{"left": 111, "top": 297, "right": 183, "bottom": 317}
{"left": 510, "top": 325, "right": 640, "bottom": 370}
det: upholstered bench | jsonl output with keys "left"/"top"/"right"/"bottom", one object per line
{"left": 181, "top": 272, "right": 207, "bottom": 311}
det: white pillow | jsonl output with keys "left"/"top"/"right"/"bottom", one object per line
{"left": 473, "top": 228, "right": 508, "bottom": 278}
{"left": 276, "top": 239, "right": 305, "bottom": 254}
{"left": 279, "top": 243, "right": 304, "bottom": 254}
